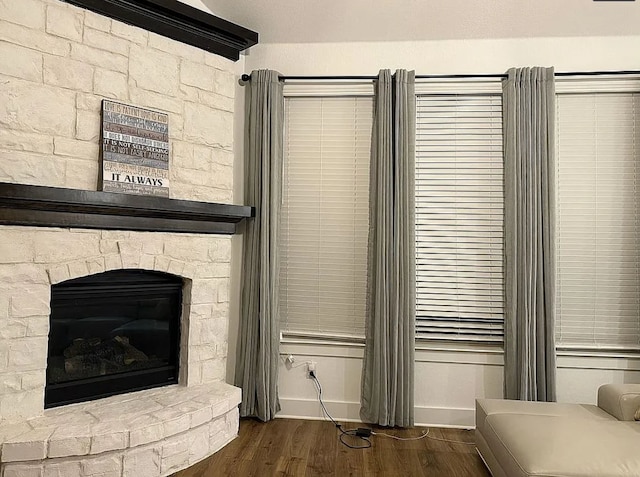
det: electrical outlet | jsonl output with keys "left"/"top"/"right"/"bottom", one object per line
{"left": 307, "top": 361, "right": 317, "bottom": 378}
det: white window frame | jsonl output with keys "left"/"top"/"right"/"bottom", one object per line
{"left": 555, "top": 75, "right": 640, "bottom": 354}
{"left": 414, "top": 78, "right": 505, "bottom": 346}
{"left": 279, "top": 82, "right": 374, "bottom": 343}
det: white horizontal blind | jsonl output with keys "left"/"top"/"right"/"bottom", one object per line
{"left": 280, "top": 96, "right": 373, "bottom": 338}
{"left": 415, "top": 94, "right": 504, "bottom": 343}
{"left": 556, "top": 92, "right": 640, "bottom": 350}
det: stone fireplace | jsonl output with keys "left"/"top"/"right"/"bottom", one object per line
{"left": 0, "top": 231, "right": 241, "bottom": 475}
{"left": 0, "top": 0, "right": 248, "bottom": 475}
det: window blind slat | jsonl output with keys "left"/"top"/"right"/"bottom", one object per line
{"left": 415, "top": 93, "right": 505, "bottom": 343}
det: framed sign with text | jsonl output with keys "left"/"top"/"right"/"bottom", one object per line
{"left": 100, "top": 100, "right": 170, "bottom": 197}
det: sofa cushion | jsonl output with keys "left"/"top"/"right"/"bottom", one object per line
{"left": 481, "top": 413, "right": 640, "bottom": 477}
{"left": 476, "top": 398, "right": 615, "bottom": 434}
{"left": 598, "top": 384, "right": 640, "bottom": 421}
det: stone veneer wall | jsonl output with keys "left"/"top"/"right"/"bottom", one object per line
{"left": 0, "top": 0, "right": 238, "bottom": 423}
{"left": 0, "top": 0, "right": 234, "bottom": 202}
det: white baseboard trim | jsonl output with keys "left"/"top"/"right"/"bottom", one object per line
{"left": 414, "top": 406, "right": 475, "bottom": 429}
{"left": 277, "top": 397, "right": 363, "bottom": 423}
{"left": 276, "top": 397, "right": 475, "bottom": 429}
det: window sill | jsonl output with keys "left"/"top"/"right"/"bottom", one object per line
{"left": 280, "top": 336, "right": 640, "bottom": 369}
{"left": 415, "top": 340, "right": 503, "bottom": 355}
{"left": 557, "top": 347, "right": 640, "bottom": 359}
{"left": 280, "top": 334, "right": 504, "bottom": 365}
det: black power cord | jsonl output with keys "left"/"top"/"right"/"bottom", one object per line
{"left": 309, "top": 370, "right": 471, "bottom": 449}
{"left": 309, "top": 372, "right": 372, "bottom": 449}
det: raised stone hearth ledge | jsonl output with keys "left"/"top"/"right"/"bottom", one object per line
{"left": 0, "top": 382, "right": 241, "bottom": 476}
{"left": 0, "top": 183, "right": 254, "bottom": 235}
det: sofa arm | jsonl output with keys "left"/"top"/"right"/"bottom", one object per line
{"left": 597, "top": 384, "right": 640, "bottom": 421}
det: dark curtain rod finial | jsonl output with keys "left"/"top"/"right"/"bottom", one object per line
{"left": 241, "top": 74, "right": 251, "bottom": 82}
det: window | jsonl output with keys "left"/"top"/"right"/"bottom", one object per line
{"left": 556, "top": 81, "right": 640, "bottom": 351}
{"left": 279, "top": 95, "right": 373, "bottom": 339}
{"left": 279, "top": 76, "right": 640, "bottom": 351}
{"left": 414, "top": 84, "right": 504, "bottom": 343}
{"left": 280, "top": 81, "right": 505, "bottom": 344}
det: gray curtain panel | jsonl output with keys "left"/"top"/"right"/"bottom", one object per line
{"left": 503, "top": 67, "right": 557, "bottom": 402}
{"left": 234, "top": 70, "right": 284, "bottom": 421}
{"left": 360, "top": 69, "right": 416, "bottom": 427}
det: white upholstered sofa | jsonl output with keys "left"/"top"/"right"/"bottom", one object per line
{"left": 476, "top": 384, "right": 640, "bottom": 477}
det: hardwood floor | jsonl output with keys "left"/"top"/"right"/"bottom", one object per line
{"left": 173, "top": 418, "right": 491, "bottom": 477}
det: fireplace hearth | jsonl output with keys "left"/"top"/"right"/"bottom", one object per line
{"left": 46, "top": 269, "right": 182, "bottom": 408}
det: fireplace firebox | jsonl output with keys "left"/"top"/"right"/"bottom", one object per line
{"left": 45, "top": 269, "right": 182, "bottom": 408}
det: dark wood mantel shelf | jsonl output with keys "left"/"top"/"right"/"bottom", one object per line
{"left": 0, "top": 182, "right": 254, "bottom": 235}
{"left": 62, "top": 0, "right": 258, "bottom": 61}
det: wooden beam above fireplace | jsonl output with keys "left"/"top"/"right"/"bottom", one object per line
{"left": 62, "top": 0, "right": 258, "bottom": 61}
{"left": 0, "top": 182, "right": 254, "bottom": 235}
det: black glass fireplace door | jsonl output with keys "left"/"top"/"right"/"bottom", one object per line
{"left": 45, "top": 270, "right": 182, "bottom": 408}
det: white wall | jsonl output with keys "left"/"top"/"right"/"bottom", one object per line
{"left": 229, "top": 35, "right": 640, "bottom": 428}
{"left": 225, "top": 56, "right": 246, "bottom": 387}
{"left": 274, "top": 342, "right": 505, "bottom": 428}
{"left": 244, "top": 36, "right": 640, "bottom": 75}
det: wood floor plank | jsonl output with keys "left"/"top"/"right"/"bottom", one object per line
{"left": 334, "top": 440, "right": 364, "bottom": 476}
{"left": 275, "top": 419, "right": 315, "bottom": 476}
{"left": 174, "top": 420, "right": 259, "bottom": 476}
{"left": 304, "top": 420, "right": 338, "bottom": 476}
{"left": 250, "top": 418, "right": 295, "bottom": 476}
{"left": 174, "top": 418, "right": 491, "bottom": 477}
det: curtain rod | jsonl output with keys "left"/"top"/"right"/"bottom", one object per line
{"left": 239, "top": 70, "right": 640, "bottom": 83}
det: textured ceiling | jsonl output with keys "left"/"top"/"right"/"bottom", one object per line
{"left": 201, "top": 0, "right": 640, "bottom": 44}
